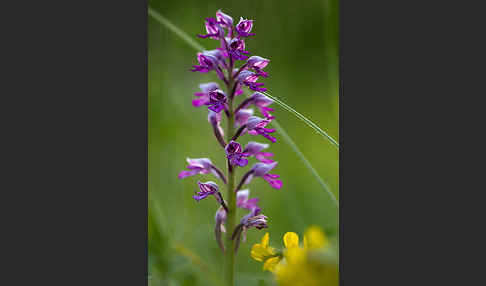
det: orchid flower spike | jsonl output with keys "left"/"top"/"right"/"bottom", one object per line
{"left": 183, "top": 10, "right": 280, "bottom": 255}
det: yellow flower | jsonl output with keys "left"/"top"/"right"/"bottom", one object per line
{"left": 250, "top": 232, "right": 275, "bottom": 261}
{"left": 274, "top": 227, "right": 338, "bottom": 286}
{"left": 303, "top": 225, "right": 329, "bottom": 250}
{"left": 250, "top": 232, "right": 282, "bottom": 272}
{"left": 283, "top": 232, "right": 299, "bottom": 249}
{"left": 250, "top": 226, "right": 336, "bottom": 280}
{"left": 263, "top": 256, "right": 281, "bottom": 271}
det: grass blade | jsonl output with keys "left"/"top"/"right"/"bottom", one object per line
{"left": 262, "top": 91, "right": 339, "bottom": 149}
{"left": 148, "top": 7, "right": 205, "bottom": 52}
{"left": 148, "top": 7, "right": 339, "bottom": 206}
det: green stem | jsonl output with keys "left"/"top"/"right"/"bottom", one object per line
{"left": 223, "top": 62, "right": 236, "bottom": 286}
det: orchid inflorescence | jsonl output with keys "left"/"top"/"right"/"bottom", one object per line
{"left": 178, "top": 10, "right": 282, "bottom": 254}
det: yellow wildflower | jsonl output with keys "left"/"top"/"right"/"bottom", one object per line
{"left": 303, "top": 225, "right": 329, "bottom": 250}
{"left": 283, "top": 232, "right": 299, "bottom": 249}
{"left": 250, "top": 232, "right": 282, "bottom": 272}
{"left": 275, "top": 227, "right": 338, "bottom": 286}
{"left": 250, "top": 226, "right": 337, "bottom": 283}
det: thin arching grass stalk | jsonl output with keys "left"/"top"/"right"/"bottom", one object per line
{"left": 262, "top": 91, "right": 339, "bottom": 149}
{"left": 148, "top": 7, "right": 205, "bottom": 52}
{"left": 148, "top": 7, "right": 339, "bottom": 206}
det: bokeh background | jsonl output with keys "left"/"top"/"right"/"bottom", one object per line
{"left": 148, "top": 0, "right": 339, "bottom": 285}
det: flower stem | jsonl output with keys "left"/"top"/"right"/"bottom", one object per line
{"left": 223, "top": 62, "right": 236, "bottom": 286}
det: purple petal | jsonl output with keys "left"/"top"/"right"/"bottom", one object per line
{"left": 244, "top": 141, "right": 269, "bottom": 154}
{"left": 236, "top": 158, "right": 249, "bottom": 167}
{"left": 263, "top": 174, "right": 282, "bottom": 189}
{"left": 216, "top": 10, "right": 233, "bottom": 27}
{"left": 225, "top": 141, "right": 243, "bottom": 155}
{"left": 199, "top": 82, "right": 219, "bottom": 93}
{"left": 192, "top": 97, "right": 209, "bottom": 107}
{"left": 178, "top": 170, "right": 198, "bottom": 179}
{"left": 251, "top": 161, "right": 278, "bottom": 177}
{"left": 208, "top": 103, "right": 225, "bottom": 113}
{"left": 193, "top": 193, "right": 210, "bottom": 201}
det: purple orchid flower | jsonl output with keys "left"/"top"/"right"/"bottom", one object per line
{"left": 193, "top": 82, "right": 219, "bottom": 107}
{"left": 204, "top": 89, "right": 227, "bottom": 113}
{"left": 246, "top": 116, "right": 277, "bottom": 143}
{"left": 231, "top": 206, "right": 267, "bottom": 247}
{"left": 236, "top": 17, "right": 255, "bottom": 37}
{"left": 198, "top": 17, "right": 223, "bottom": 39}
{"left": 225, "top": 141, "right": 251, "bottom": 167}
{"left": 194, "top": 182, "right": 229, "bottom": 214}
{"left": 236, "top": 189, "right": 260, "bottom": 210}
{"left": 215, "top": 206, "right": 227, "bottom": 233}
{"left": 228, "top": 38, "right": 250, "bottom": 60}
{"left": 208, "top": 110, "right": 223, "bottom": 134}
{"left": 216, "top": 10, "right": 233, "bottom": 37}
{"left": 178, "top": 157, "right": 227, "bottom": 183}
{"left": 190, "top": 52, "right": 218, "bottom": 73}
{"left": 237, "top": 70, "right": 266, "bottom": 92}
{"left": 251, "top": 93, "right": 274, "bottom": 119}
{"left": 208, "top": 110, "right": 226, "bottom": 148}
{"left": 246, "top": 56, "right": 269, "bottom": 77}
{"left": 235, "top": 108, "right": 253, "bottom": 127}
{"left": 243, "top": 141, "right": 275, "bottom": 163}
{"left": 241, "top": 161, "right": 282, "bottom": 189}
{"left": 237, "top": 92, "right": 274, "bottom": 119}
{"left": 193, "top": 181, "right": 219, "bottom": 201}
{"left": 239, "top": 210, "right": 268, "bottom": 243}
{"left": 191, "top": 50, "right": 227, "bottom": 81}
{"left": 214, "top": 205, "right": 227, "bottom": 251}
{"left": 242, "top": 213, "right": 268, "bottom": 230}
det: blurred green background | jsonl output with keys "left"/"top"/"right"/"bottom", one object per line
{"left": 148, "top": 0, "right": 339, "bottom": 285}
